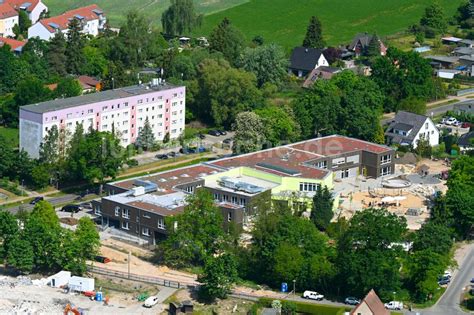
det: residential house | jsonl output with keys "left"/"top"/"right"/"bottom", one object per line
{"left": 5, "top": 0, "right": 47, "bottom": 23}
{"left": 350, "top": 289, "right": 389, "bottom": 315}
{"left": 289, "top": 47, "right": 329, "bottom": 77}
{"left": 452, "top": 46, "right": 474, "bottom": 57}
{"left": 348, "top": 33, "right": 387, "bottom": 57}
{"left": 0, "top": 36, "right": 25, "bottom": 54}
{"left": 385, "top": 111, "right": 439, "bottom": 149}
{"left": 303, "top": 66, "right": 341, "bottom": 88}
{"left": 77, "top": 75, "right": 101, "bottom": 93}
{"left": 458, "top": 131, "right": 474, "bottom": 153}
{"left": 0, "top": 2, "right": 18, "bottom": 37}
{"left": 96, "top": 135, "right": 394, "bottom": 244}
{"left": 28, "top": 4, "right": 106, "bottom": 41}
{"left": 425, "top": 55, "right": 459, "bottom": 69}
{"left": 19, "top": 81, "right": 185, "bottom": 158}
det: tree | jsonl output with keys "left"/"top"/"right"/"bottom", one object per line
{"left": 209, "top": 18, "right": 245, "bottom": 65}
{"left": 0, "top": 135, "right": 15, "bottom": 178}
{"left": 14, "top": 77, "right": 51, "bottom": 106}
{"left": 302, "top": 16, "right": 325, "bottom": 49}
{"left": 412, "top": 221, "right": 453, "bottom": 255}
{"left": 365, "top": 33, "right": 381, "bottom": 57}
{"left": 81, "top": 46, "right": 108, "bottom": 77}
{"left": 39, "top": 125, "right": 60, "bottom": 166}
{"left": 6, "top": 235, "right": 34, "bottom": 273}
{"left": 420, "top": 3, "right": 447, "bottom": 34}
{"left": 446, "top": 156, "right": 474, "bottom": 238}
{"left": 310, "top": 186, "right": 334, "bottom": 231}
{"left": 198, "top": 253, "right": 238, "bottom": 302}
{"left": 196, "top": 58, "right": 262, "bottom": 127}
{"left": 74, "top": 217, "right": 100, "bottom": 260}
{"left": 415, "top": 138, "right": 432, "bottom": 158}
{"left": 255, "top": 105, "right": 301, "bottom": 147}
{"left": 55, "top": 77, "right": 82, "bottom": 98}
{"left": 47, "top": 32, "right": 68, "bottom": 76}
{"left": 162, "top": 0, "right": 202, "bottom": 36}
{"left": 158, "top": 190, "right": 227, "bottom": 268}
{"left": 31, "top": 164, "right": 51, "bottom": 189}
{"left": 323, "top": 47, "right": 342, "bottom": 65}
{"left": 399, "top": 97, "right": 427, "bottom": 115}
{"left": 336, "top": 208, "right": 407, "bottom": 298}
{"left": 66, "top": 18, "right": 86, "bottom": 74}
{"left": 239, "top": 44, "right": 288, "bottom": 87}
{"left": 232, "top": 111, "right": 266, "bottom": 154}
{"left": 0, "top": 210, "right": 19, "bottom": 259}
{"left": 13, "top": 10, "right": 31, "bottom": 39}
{"left": 135, "top": 117, "right": 156, "bottom": 150}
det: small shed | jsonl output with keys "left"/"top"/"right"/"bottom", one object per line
{"left": 68, "top": 276, "right": 95, "bottom": 292}
{"left": 48, "top": 271, "right": 71, "bottom": 288}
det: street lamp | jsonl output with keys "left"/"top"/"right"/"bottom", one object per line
{"left": 293, "top": 279, "right": 296, "bottom": 296}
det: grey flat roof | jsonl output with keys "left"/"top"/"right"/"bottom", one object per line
{"left": 21, "top": 83, "right": 180, "bottom": 114}
{"left": 425, "top": 55, "right": 459, "bottom": 63}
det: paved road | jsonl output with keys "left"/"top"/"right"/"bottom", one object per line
{"left": 5, "top": 193, "right": 83, "bottom": 214}
{"left": 418, "top": 244, "right": 474, "bottom": 315}
{"left": 381, "top": 100, "right": 474, "bottom": 125}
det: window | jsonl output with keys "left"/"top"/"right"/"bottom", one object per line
{"left": 341, "top": 169, "right": 350, "bottom": 178}
{"left": 124, "top": 102, "right": 128, "bottom": 107}
{"left": 102, "top": 106, "right": 107, "bottom": 111}
{"left": 223, "top": 195, "right": 229, "bottom": 202}
{"left": 240, "top": 198, "right": 246, "bottom": 206}
{"left": 332, "top": 157, "right": 345, "bottom": 165}
{"left": 94, "top": 205, "right": 101, "bottom": 215}
{"left": 381, "top": 166, "right": 391, "bottom": 176}
{"left": 143, "top": 213, "right": 151, "bottom": 219}
{"left": 380, "top": 154, "right": 391, "bottom": 165}
{"left": 121, "top": 221, "right": 129, "bottom": 230}
{"left": 299, "top": 182, "right": 320, "bottom": 192}
{"left": 114, "top": 206, "right": 120, "bottom": 216}
{"left": 227, "top": 212, "right": 232, "bottom": 222}
{"left": 231, "top": 196, "right": 238, "bottom": 204}
{"left": 138, "top": 99, "right": 143, "bottom": 104}
{"left": 122, "top": 208, "right": 130, "bottom": 219}
{"left": 67, "top": 113, "right": 72, "bottom": 118}
{"left": 142, "top": 227, "right": 150, "bottom": 236}
{"left": 157, "top": 218, "right": 165, "bottom": 229}
{"left": 316, "top": 160, "right": 327, "bottom": 169}
{"left": 425, "top": 122, "right": 429, "bottom": 129}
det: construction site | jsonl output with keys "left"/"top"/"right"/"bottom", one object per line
{"left": 335, "top": 156, "right": 450, "bottom": 230}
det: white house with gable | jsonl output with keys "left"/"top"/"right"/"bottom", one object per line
{"left": 385, "top": 111, "right": 439, "bottom": 149}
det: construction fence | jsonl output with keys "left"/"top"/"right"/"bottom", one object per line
{"left": 86, "top": 265, "right": 197, "bottom": 289}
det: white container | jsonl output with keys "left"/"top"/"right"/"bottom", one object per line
{"left": 48, "top": 271, "right": 71, "bottom": 288}
{"left": 68, "top": 276, "right": 95, "bottom": 292}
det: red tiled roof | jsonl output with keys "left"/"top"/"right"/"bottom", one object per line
{"left": 5, "top": 0, "right": 40, "bottom": 13}
{"left": 39, "top": 4, "right": 104, "bottom": 33}
{"left": 0, "top": 37, "right": 26, "bottom": 51}
{"left": 0, "top": 3, "right": 18, "bottom": 19}
{"left": 289, "top": 135, "right": 392, "bottom": 156}
{"left": 350, "top": 289, "right": 389, "bottom": 315}
{"left": 78, "top": 75, "right": 99, "bottom": 89}
{"left": 210, "top": 147, "right": 329, "bottom": 179}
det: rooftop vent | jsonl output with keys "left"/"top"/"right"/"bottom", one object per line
{"left": 218, "top": 176, "right": 264, "bottom": 194}
{"left": 133, "top": 179, "right": 158, "bottom": 193}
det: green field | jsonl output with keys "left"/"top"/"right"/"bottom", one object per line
{"left": 194, "top": 0, "right": 461, "bottom": 49}
{"left": 0, "top": 127, "right": 19, "bottom": 148}
{"left": 43, "top": 0, "right": 249, "bottom": 27}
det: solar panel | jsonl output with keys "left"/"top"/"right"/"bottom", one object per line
{"left": 74, "top": 14, "right": 84, "bottom": 20}
{"left": 256, "top": 162, "right": 300, "bottom": 176}
{"left": 48, "top": 22, "right": 60, "bottom": 29}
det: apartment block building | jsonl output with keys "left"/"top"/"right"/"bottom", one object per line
{"left": 0, "top": 2, "right": 18, "bottom": 37}
{"left": 28, "top": 4, "right": 105, "bottom": 40}
{"left": 96, "top": 135, "right": 394, "bottom": 244}
{"left": 20, "top": 82, "right": 186, "bottom": 158}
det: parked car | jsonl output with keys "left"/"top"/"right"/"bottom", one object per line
{"left": 441, "top": 117, "right": 448, "bottom": 124}
{"left": 61, "top": 205, "right": 81, "bottom": 213}
{"left": 470, "top": 278, "right": 474, "bottom": 284}
{"left": 156, "top": 154, "right": 169, "bottom": 160}
{"left": 454, "top": 121, "right": 463, "bottom": 127}
{"left": 384, "top": 301, "right": 403, "bottom": 310}
{"left": 344, "top": 297, "right": 360, "bottom": 305}
{"left": 445, "top": 117, "right": 458, "bottom": 125}
{"left": 443, "top": 271, "right": 452, "bottom": 278}
{"left": 79, "top": 202, "right": 92, "bottom": 209}
{"left": 168, "top": 151, "right": 177, "bottom": 158}
{"left": 143, "top": 296, "right": 159, "bottom": 308}
{"left": 438, "top": 277, "right": 450, "bottom": 286}
{"left": 302, "top": 290, "right": 324, "bottom": 301}
{"left": 218, "top": 130, "right": 227, "bottom": 136}
{"left": 30, "top": 196, "right": 44, "bottom": 205}
{"left": 462, "top": 122, "right": 472, "bottom": 128}
{"left": 223, "top": 138, "right": 233, "bottom": 144}
{"left": 208, "top": 130, "right": 221, "bottom": 136}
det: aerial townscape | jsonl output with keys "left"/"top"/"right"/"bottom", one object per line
{"left": 0, "top": 0, "right": 474, "bottom": 314}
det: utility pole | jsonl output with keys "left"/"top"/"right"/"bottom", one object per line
{"left": 293, "top": 279, "right": 296, "bottom": 296}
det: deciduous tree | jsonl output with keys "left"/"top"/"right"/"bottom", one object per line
{"left": 232, "top": 111, "right": 266, "bottom": 154}
{"left": 198, "top": 253, "right": 238, "bottom": 302}
{"left": 162, "top": 0, "right": 202, "bottom": 36}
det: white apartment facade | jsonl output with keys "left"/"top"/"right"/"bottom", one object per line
{"left": 5, "top": 0, "right": 48, "bottom": 24}
{"left": 0, "top": 3, "right": 18, "bottom": 37}
{"left": 20, "top": 83, "right": 186, "bottom": 159}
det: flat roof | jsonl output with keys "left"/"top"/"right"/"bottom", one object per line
{"left": 425, "top": 55, "right": 459, "bottom": 64}
{"left": 20, "top": 83, "right": 182, "bottom": 114}
{"left": 204, "top": 174, "right": 280, "bottom": 197}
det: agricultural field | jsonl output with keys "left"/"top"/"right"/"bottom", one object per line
{"left": 194, "top": 0, "right": 461, "bottom": 49}
{"left": 43, "top": 0, "right": 249, "bottom": 27}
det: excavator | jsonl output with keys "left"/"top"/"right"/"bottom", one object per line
{"left": 64, "top": 304, "right": 84, "bottom": 315}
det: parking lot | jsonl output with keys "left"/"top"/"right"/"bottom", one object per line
{"left": 436, "top": 116, "right": 471, "bottom": 136}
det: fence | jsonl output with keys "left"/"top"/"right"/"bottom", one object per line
{"left": 87, "top": 265, "right": 197, "bottom": 289}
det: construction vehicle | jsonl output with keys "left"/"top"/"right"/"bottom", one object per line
{"left": 64, "top": 304, "right": 85, "bottom": 315}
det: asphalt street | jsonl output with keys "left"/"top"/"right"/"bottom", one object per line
{"left": 5, "top": 194, "right": 83, "bottom": 214}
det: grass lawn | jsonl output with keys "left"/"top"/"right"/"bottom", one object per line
{"left": 194, "top": 0, "right": 461, "bottom": 50}
{"left": 43, "top": 0, "right": 249, "bottom": 27}
{"left": 0, "top": 126, "right": 19, "bottom": 148}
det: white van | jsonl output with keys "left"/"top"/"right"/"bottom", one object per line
{"left": 384, "top": 301, "right": 403, "bottom": 310}
{"left": 144, "top": 296, "right": 159, "bottom": 308}
{"left": 302, "top": 290, "right": 324, "bottom": 301}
